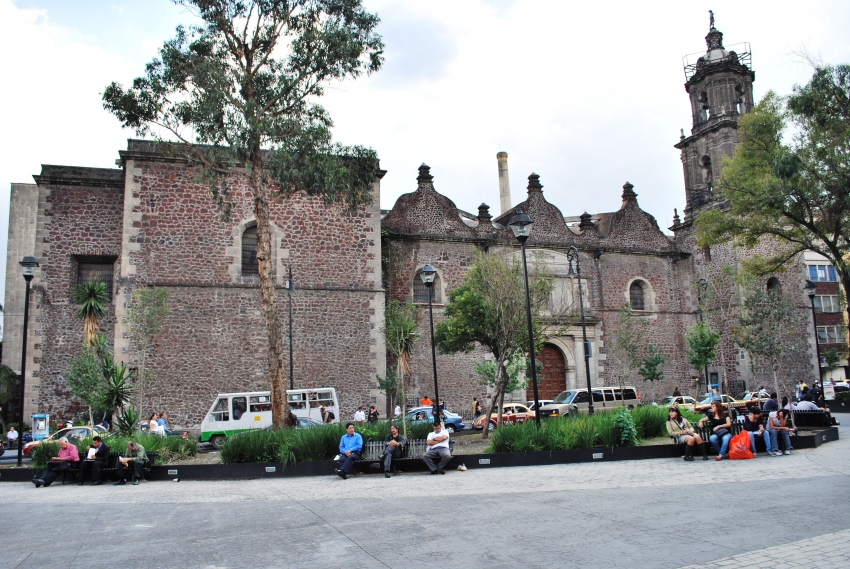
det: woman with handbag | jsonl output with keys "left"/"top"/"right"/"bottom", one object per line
{"left": 666, "top": 407, "right": 707, "bottom": 461}
{"left": 699, "top": 401, "right": 732, "bottom": 461}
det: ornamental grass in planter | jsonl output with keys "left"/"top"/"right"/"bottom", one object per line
{"left": 486, "top": 406, "right": 696, "bottom": 453}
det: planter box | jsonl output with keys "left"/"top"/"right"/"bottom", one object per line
{"left": 0, "top": 428, "right": 838, "bottom": 482}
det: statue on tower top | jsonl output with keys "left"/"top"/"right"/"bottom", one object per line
{"left": 709, "top": 10, "right": 715, "bottom": 30}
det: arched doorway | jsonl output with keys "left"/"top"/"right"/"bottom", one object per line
{"left": 529, "top": 344, "right": 567, "bottom": 401}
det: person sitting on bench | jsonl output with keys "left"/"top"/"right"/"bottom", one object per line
{"left": 422, "top": 422, "right": 451, "bottom": 474}
{"left": 380, "top": 424, "right": 407, "bottom": 478}
{"left": 79, "top": 436, "right": 111, "bottom": 485}
{"left": 114, "top": 440, "right": 147, "bottom": 486}
{"left": 742, "top": 408, "right": 771, "bottom": 457}
{"left": 336, "top": 423, "right": 363, "bottom": 480}
{"left": 32, "top": 437, "right": 79, "bottom": 488}
{"left": 666, "top": 406, "right": 706, "bottom": 461}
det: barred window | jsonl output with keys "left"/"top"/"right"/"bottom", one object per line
{"left": 629, "top": 281, "right": 645, "bottom": 311}
{"left": 77, "top": 263, "right": 114, "bottom": 300}
{"left": 242, "top": 226, "right": 259, "bottom": 275}
{"left": 413, "top": 271, "right": 441, "bottom": 303}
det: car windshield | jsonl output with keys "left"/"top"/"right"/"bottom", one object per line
{"left": 660, "top": 397, "right": 674, "bottom": 405}
{"left": 698, "top": 397, "right": 713, "bottom": 405}
{"left": 553, "top": 391, "right": 577, "bottom": 404}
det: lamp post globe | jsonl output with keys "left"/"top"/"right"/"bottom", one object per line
{"left": 420, "top": 265, "right": 441, "bottom": 425}
{"left": 17, "top": 256, "right": 39, "bottom": 466}
{"left": 509, "top": 209, "right": 541, "bottom": 425}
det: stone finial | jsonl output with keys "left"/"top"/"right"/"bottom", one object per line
{"left": 417, "top": 163, "right": 434, "bottom": 190}
{"left": 578, "top": 211, "right": 594, "bottom": 231}
{"left": 680, "top": 128, "right": 686, "bottom": 141}
{"left": 527, "top": 173, "right": 543, "bottom": 193}
{"left": 705, "top": 27, "right": 724, "bottom": 51}
{"left": 672, "top": 208, "right": 681, "bottom": 226}
{"left": 622, "top": 181, "right": 638, "bottom": 206}
{"left": 477, "top": 203, "right": 492, "bottom": 223}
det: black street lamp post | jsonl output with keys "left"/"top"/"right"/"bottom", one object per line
{"left": 286, "top": 266, "right": 295, "bottom": 391}
{"left": 17, "top": 256, "right": 38, "bottom": 467}
{"left": 509, "top": 209, "right": 541, "bottom": 426}
{"left": 567, "top": 246, "right": 594, "bottom": 415}
{"left": 804, "top": 279, "right": 822, "bottom": 390}
{"left": 420, "top": 265, "right": 441, "bottom": 425}
{"left": 697, "top": 278, "right": 710, "bottom": 396}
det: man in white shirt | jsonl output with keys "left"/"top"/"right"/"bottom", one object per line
{"left": 422, "top": 422, "right": 452, "bottom": 474}
{"left": 393, "top": 405, "right": 402, "bottom": 418}
{"left": 6, "top": 426, "right": 17, "bottom": 448}
{"left": 353, "top": 407, "right": 366, "bottom": 424}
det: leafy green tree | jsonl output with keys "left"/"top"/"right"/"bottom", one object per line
{"left": 71, "top": 281, "right": 108, "bottom": 347}
{"left": 381, "top": 300, "right": 419, "bottom": 437}
{"left": 823, "top": 348, "right": 846, "bottom": 382}
{"left": 472, "top": 352, "right": 529, "bottom": 412}
{"left": 638, "top": 344, "right": 666, "bottom": 402}
{"left": 67, "top": 347, "right": 108, "bottom": 427}
{"left": 103, "top": 0, "right": 384, "bottom": 428}
{"left": 125, "top": 287, "right": 170, "bottom": 424}
{"left": 607, "top": 303, "right": 647, "bottom": 396}
{"left": 733, "top": 287, "right": 804, "bottom": 411}
{"left": 435, "top": 251, "right": 552, "bottom": 438}
{"left": 696, "top": 65, "right": 850, "bottom": 333}
{"left": 684, "top": 321, "right": 720, "bottom": 393}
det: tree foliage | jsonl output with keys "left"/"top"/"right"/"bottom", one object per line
{"left": 684, "top": 321, "right": 720, "bottom": 379}
{"left": 103, "top": 0, "right": 384, "bottom": 428}
{"left": 435, "top": 251, "right": 552, "bottom": 437}
{"left": 125, "top": 287, "right": 170, "bottom": 423}
{"left": 696, "top": 65, "right": 850, "bottom": 332}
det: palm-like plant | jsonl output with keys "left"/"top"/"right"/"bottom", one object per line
{"left": 71, "top": 281, "right": 108, "bottom": 346}
{"left": 382, "top": 300, "right": 419, "bottom": 438}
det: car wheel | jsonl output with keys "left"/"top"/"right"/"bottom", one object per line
{"left": 210, "top": 435, "right": 226, "bottom": 449}
{"left": 445, "top": 425, "right": 456, "bottom": 434}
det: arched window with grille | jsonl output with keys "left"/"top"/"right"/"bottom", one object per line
{"left": 413, "top": 270, "right": 441, "bottom": 304}
{"left": 629, "top": 281, "right": 646, "bottom": 311}
{"left": 242, "top": 226, "right": 259, "bottom": 276}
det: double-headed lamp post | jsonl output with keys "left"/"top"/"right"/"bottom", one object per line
{"left": 17, "top": 256, "right": 38, "bottom": 466}
{"left": 509, "top": 209, "right": 542, "bottom": 426}
{"left": 420, "top": 264, "right": 441, "bottom": 425}
{"left": 567, "top": 246, "right": 595, "bottom": 415}
{"left": 804, "top": 279, "right": 822, "bottom": 390}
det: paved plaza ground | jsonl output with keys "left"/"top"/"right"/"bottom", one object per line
{"left": 0, "top": 424, "right": 848, "bottom": 569}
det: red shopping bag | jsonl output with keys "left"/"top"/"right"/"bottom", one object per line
{"left": 728, "top": 430, "right": 753, "bottom": 460}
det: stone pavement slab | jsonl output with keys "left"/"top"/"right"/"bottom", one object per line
{"left": 0, "top": 425, "right": 847, "bottom": 569}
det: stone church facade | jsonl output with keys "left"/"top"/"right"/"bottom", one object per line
{"left": 3, "top": 22, "right": 829, "bottom": 427}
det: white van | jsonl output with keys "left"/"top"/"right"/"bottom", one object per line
{"left": 539, "top": 386, "right": 640, "bottom": 418}
{"left": 199, "top": 388, "right": 340, "bottom": 448}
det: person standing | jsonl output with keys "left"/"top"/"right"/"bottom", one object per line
{"left": 367, "top": 405, "right": 380, "bottom": 424}
{"left": 672, "top": 387, "right": 682, "bottom": 397}
{"left": 380, "top": 424, "right": 407, "bottom": 478}
{"left": 114, "top": 441, "right": 147, "bottom": 486}
{"left": 421, "top": 422, "right": 452, "bottom": 474}
{"left": 353, "top": 407, "right": 366, "bottom": 425}
{"left": 157, "top": 412, "right": 168, "bottom": 436}
{"left": 79, "top": 436, "right": 111, "bottom": 485}
{"left": 420, "top": 395, "right": 432, "bottom": 407}
{"left": 472, "top": 398, "right": 482, "bottom": 421}
{"left": 32, "top": 437, "right": 79, "bottom": 488}
{"left": 336, "top": 423, "right": 363, "bottom": 480}
{"left": 148, "top": 413, "right": 160, "bottom": 436}
{"left": 393, "top": 404, "right": 402, "bottom": 418}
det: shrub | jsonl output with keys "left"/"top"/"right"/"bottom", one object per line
{"left": 613, "top": 408, "right": 638, "bottom": 446}
{"left": 835, "top": 391, "right": 850, "bottom": 403}
{"left": 30, "top": 434, "right": 197, "bottom": 469}
{"left": 629, "top": 405, "right": 669, "bottom": 439}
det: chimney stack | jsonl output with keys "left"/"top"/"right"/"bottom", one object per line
{"left": 496, "top": 151, "right": 512, "bottom": 214}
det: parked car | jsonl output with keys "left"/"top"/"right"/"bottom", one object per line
{"left": 539, "top": 386, "right": 640, "bottom": 418}
{"left": 736, "top": 392, "right": 770, "bottom": 403}
{"left": 21, "top": 425, "right": 109, "bottom": 457}
{"left": 693, "top": 394, "right": 754, "bottom": 417}
{"left": 525, "top": 400, "right": 553, "bottom": 412}
{"left": 406, "top": 407, "right": 465, "bottom": 433}
{"left": 472, "top": 403, "right": 536, "bottom": 429}
{"left": 658, "top": 395, "right": 697, "bottom": 410}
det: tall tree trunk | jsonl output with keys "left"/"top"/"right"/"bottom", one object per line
{"left": 137, "top": 350, "right": 146, "bottom": 435}
{"left": 250, "top": 152, "right": 288, "bottom": 429}
{"left": 481, "top": 364, "right": 504, "bottom": 440}
{"left": 398, "top": 363, "right": 407, "bottom": 439}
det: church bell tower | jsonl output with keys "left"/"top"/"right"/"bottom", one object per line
{"left": 674, "top": 13, "right": 755, "bottom": 226}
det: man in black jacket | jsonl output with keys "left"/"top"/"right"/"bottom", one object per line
{"left": 79, "top": 436, "right": 111, "bottom": 485}
{"left": 380, "top": 424, "right": 406, "bottom": 478}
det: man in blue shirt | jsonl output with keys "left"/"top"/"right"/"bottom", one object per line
{"left": 157, "top": 412, "right": 168, "bottom": 436}
{"left": 336, "top": 422, "right": 363, "bottom": 480}
{"left": 762, "top": 393, "right": 779, "bottom": 413}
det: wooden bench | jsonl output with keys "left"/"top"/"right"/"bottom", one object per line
{"left": 352, "top": 439, "right": 455, "bottom": 474}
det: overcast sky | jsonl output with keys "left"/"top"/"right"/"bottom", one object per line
{"left": 2, "top": 0, "right": 850, "bottom": 305}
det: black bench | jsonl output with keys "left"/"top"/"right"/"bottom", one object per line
{"left": 352, "top": 439, "right": 455, "bottom": 474}
{"left": 61, "top": 451, "right": 158, "bottom": 484}
{"left": 671, "top": 421, "right": 794, "bottom": 454}
{"left": 790, "top": 410, "right": 836, "bottom": 427}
